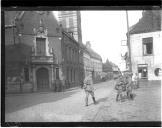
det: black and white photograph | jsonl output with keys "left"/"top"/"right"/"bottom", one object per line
{"left": 3, "top": 8, "right": 162, "bottom": 126}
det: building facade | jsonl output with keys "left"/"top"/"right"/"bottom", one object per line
{"left": 84, "top": 41, "right": 103, "bottom": 83}
{"left": 58, "top": 11, "right": 103, "bottom": 84}
{"left": 58, "top": 11, "right": 83, "bottom": 44}
{"left": 5, "top": 11, "right": 81, "bottom": 93}
{"left": 61, "top": 31, "right": 80, "bottom": 88}
{"left": 128, "top": 10, "right": 162, "bottom": 81}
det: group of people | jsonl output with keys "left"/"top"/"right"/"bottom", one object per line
{"left": 115, "top": 72, "right": 139, "bottom": 102}
{"left": 82, "top": 72, "right": 139, "bottom": 106}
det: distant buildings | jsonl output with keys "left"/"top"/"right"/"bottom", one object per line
{"left": 58, "top": 11, "right": 103, "bottom": 83}
{"left": 84, "top": 41, "right": 103, "bottom": 83}
{"left": 128, "top": 10, "right": 162, "bottom": 81}
{"left": 102, "top": 59, "right": 114, "bottom": 80}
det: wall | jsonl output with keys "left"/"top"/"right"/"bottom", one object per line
{"left": 91, "top": 58, "right": 102, "bottom": 73}
{"left": 83, "top": 51, "right": 92, "bottom": 78}
{"left": 130, "top": 31, "right": 162, "bottom": 80}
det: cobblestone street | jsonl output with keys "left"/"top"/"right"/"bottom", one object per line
{"left": 5, "top": 80, "right": 114, "bottom": 122}
{"left": 5, "top": 80, "right": 161, "bottom": 122}
{"left": 92, "top": 81, "right": 161, "bottom": 122}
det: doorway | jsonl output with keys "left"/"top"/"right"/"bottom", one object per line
{"left": 138, "top": 64, "right": 148, "bottom": 79}
{"left": 36, "top": 67, "right": 49, "bottom": 90}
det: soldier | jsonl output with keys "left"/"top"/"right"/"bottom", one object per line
{"left": 125, "top": 73, "right": 133, "bottom": 100}
{"left": 83, "top": 75, "right": 97, "bottom": 106}
{"left": 115, "top": 75, "right": 125, "bottom": 102}
{"left": 133, "top": 73, "right": 139, "bottom": 89}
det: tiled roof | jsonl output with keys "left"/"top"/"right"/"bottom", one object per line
{"left": 79, "top": 43, "right": 102, "bottom": 61}
{"left": 87, "top": 47, "right": 102, "bottom": 61}
{"left": 129, "top": 10, "right": 161, "bottom": 35}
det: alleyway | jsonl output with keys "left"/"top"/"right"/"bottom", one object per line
{"left": 5, "top": 80, "right": 161, "bottom": 122}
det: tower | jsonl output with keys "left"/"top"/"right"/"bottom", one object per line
{"left": 58, "top": 11, "right": 83, "bottom": 44}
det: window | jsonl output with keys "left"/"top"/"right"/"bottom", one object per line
{"left": 66, "top": 47, "right": 69, "bottom": 61}
{"left": 36, "top": 38, "right": 46, "bottom": 56}
{"left": 154, "top": 68, "right": 161, "bottom": 76}
{"left": 56, "top": 68, "right": 59, "bottom": 80}
{"left": 67, "top": 68, "right": 69, "bottom": 81}
{"left": 62, "top": 19, "right": 66, "bottom": 28}
{"left": 72, "top": 49, "right": 74, "bottom": 62}
{"left": 143, "top": 37, "right": 153, "bottom": 55}
{"left": 66, "top": 18, "right": 69, "bottom": 28}
{"left": 74, "top": 70, "right": 75, "bottom": 82}
{"left": 71, "top": 69, "right": 73, "bottom": 82}
{"left": 24, "top": 67, "right": 29, "bottom": 82}
{"left": 69, "top": 18, "right": 74, "bottom": 28}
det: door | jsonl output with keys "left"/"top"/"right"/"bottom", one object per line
{"left": 138, "top": 64, "right": 148, "bottom": 79}
{"left": 36, "top": 68, "right": 49, "bottom": 90}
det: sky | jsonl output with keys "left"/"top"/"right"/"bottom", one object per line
{"left": 53, "top": 11, "right": 142, "bottom": 66}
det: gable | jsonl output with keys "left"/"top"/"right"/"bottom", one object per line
{"left": 129, "top": 10, "right": 161, "bottom": 35}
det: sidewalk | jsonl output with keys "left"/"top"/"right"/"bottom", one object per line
{"left": 91, "top": 81, "right": 161, "bottom": 121}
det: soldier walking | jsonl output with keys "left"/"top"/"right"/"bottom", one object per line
{"left": 125, "top": 73, "right": 133, "bottom": 100}
{"left": 115, "top": 75, "right": 125, "bottom": 102}
{"left": 83, "top": 74, "right": 97, "bottom": 106}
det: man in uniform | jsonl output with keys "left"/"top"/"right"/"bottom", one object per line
{"left": 83, "top": 74, "right": 97, "bottom": 106}
{"left": 133, "top": 73, "right": 139, "bottom": 89}
{"left": 115, "top": 74, "right": 125, "bottom": 101}
{"left": 125, "top": 73, "right": 133, "bottom": 100}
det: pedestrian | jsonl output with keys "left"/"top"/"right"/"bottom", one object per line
{"left": 83, "top": 75, "right": 97, "bottom": 106}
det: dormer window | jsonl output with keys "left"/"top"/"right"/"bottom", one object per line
{"left": 36, "top": 37, "right": 46, "bottom": 56}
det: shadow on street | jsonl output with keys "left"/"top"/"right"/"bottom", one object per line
{"left": 5, "top": 88, "right": 81, "bottom": 113}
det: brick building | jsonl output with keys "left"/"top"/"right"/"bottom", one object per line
{"left": 5, "top": 11, "right": 81, "bottom": 93}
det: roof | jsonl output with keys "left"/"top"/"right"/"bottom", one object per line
{"left": 5, "top": 11, "right": 61, "bottom": 37}
{"left": 80, "top": 43, "right": 102, "bottom": 61}
{"left": 5, "top": 43, "right": 32, "bottom": 63}
{"left": 87, "top": 47, "right": 102, "bottom": 61}
{"left": 129, "top": 10, "right": 161, "bottom": 35}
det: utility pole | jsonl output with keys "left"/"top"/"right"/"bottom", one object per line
{"left": 126, "top": 11, "right": 132, "bottom": 72}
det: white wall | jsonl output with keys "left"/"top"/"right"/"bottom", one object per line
{"left": 91, "top": 58, "right": 102, "bottom": 72}
{"left": 130, "top": 31, "right": 162, "bottom": 80}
